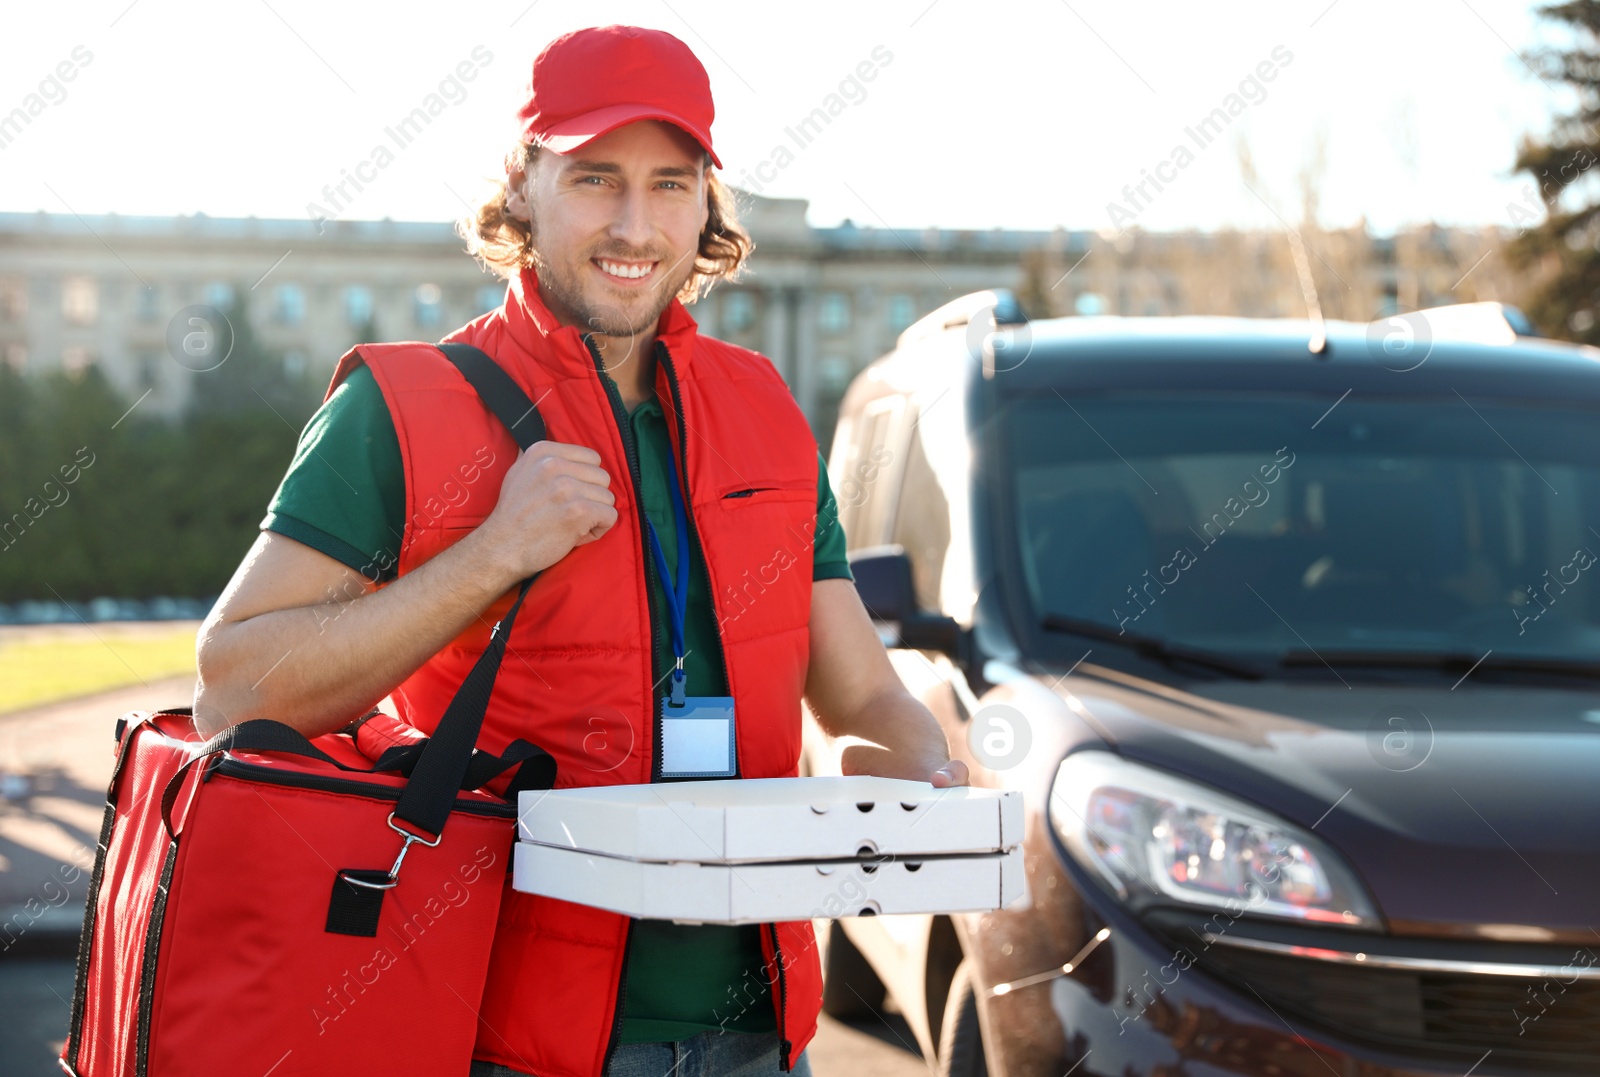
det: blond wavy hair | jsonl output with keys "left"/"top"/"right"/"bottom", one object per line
{"left": 456, "top": 141, "right": 752, "bottom": 304}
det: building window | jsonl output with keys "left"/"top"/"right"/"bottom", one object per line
{"left": 138, "top": 353, "right": 160, "bottom": 389}
{"left": 61, "top": 346, "right": 94, "bottom": 374}
{"left": 203, "top": 281, "right": 235, "bottom": 309}
{"left": 1074, "top": 293, "right": 1105, "bottom": 316}
{"left": 818, "top": 292, "right": 850, "bottom": 334}
{"left": 275, "top": 284, "right": 306, "bottom": 325}
{"left": 0, "top": 277, "right": 25, "bottom": 322}
{"left": 137, "top": 286, "right": 160, "bottom": 323}
{"left": 723, "top": 290, "right": 755, "bottom": 332}
{"left": 819, "top": 356, "right": 851, "bottom": 391}
{"left": 345, "top": 285, "right": 374, "bottom": 326}
{"left": 887, "top": 294, "right": 916, "bottom": 333}
{"left": 414, "top": 283, "right": 442, "bottom": 328}
{"left": 476, "top": 284, "right": 504, "bottom": 314}
{"left": 62, "top": 277, "right": 98, "bottom": 325}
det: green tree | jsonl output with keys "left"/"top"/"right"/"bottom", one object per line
{"left": 0, "top": 289, "right": 318, "bottom": 604}
{"left": 1511, "top": 1, "right": 1600, "bottom": 340}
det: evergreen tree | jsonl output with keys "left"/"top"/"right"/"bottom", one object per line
{"left": 1511, "top": 1, "right": 1600, "bottom": 341}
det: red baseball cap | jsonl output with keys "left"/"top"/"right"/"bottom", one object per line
{"left": 516, "top": 25, "right": 722, "bottom": 169}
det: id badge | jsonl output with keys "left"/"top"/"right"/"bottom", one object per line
{"left": 659, "top": 695, "right": 736, "bottom": 778}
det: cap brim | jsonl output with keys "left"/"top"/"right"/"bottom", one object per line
{"left": 529, "top": 103, "right": 722, "bottom": 169}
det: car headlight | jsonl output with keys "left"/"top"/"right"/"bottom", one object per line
{"left": 1050, "top": 751, "right": 1379, "bottom": 929}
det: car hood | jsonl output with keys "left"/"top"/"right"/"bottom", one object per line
{"left": 1057, "top": 676, "right": 1600, "bottom": 936}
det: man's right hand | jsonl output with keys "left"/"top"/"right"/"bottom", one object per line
{"left": 194, "top": 439, "right": 619, "bottom": 740}
{"left": 475, "top": 440, "right": 618, "bottom": 580}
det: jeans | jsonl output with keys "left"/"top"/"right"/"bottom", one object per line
{"left": 469, "top": 1030, "right": 812, "bottom": 1077}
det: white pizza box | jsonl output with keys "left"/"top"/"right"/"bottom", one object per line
{"left": 512, "top": 841, "right": 1024, "bottom": 924}
{"left": 515, "top": 776, "right": 1022, "bottom": 864}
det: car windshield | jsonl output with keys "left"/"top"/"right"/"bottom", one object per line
{"left": 999, "top": 390, "right": 1600, "bottom": 667}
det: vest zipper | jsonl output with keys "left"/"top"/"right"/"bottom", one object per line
{"left": 767, "top": 922, "right": 793, "bottom": 1070}
{"left": 584, "top": 333, "right": 657, "bottom": 1075}
{"left": 602, "top": 920, "right": 634, "bottom": 1069}
{"left": 662, "top": 341, "right": 786, "bottom": 1057}
{"left": 656, "top": 342, "right": 737, "bottom": 777}
{"left": 582, "top": 334, "right": 666, "bottom": 779}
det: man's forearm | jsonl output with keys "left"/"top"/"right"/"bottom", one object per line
{"left": 820, "top": 682, "right": 954, "bottom": 782}
{"left": 194, "top": 530, "right": 519, "bottom": 739}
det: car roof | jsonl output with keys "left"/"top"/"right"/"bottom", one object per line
{"left": 876, "top": 314, "right": 1600, "bottom": 403}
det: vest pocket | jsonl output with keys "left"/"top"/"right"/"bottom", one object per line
{"left": 716, "top": 483, "right": 813, "bottom": 507}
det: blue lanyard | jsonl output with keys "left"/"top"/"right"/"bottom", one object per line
{"left": 645, "top": 446, "right": 691, "bottom": 706}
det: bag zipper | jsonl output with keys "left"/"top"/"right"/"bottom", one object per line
{"left": 210, "top": 757, "right": 515, "bottom": 818}
{"left": 134, "top": 840, "right": 179, "bottom": 1077}
{"left": 65, "top": 705, "right": 153, "bottom": 1067}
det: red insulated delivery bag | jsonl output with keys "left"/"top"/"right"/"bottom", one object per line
{"left": 59, "top": 343, "right": 556, "bottom": 1077}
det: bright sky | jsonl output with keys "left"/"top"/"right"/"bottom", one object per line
{"left": 0, "top": 0, "right": 1575, "bottom": 236}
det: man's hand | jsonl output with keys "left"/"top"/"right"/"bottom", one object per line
{"left": 195, "top": 438, "right": 618, "bottom": 742}
{"left": 475, "top": 440, "right": 618, "bottom": 580}
{"left": 837, "top": 727, "right": 970, "bottom": 786}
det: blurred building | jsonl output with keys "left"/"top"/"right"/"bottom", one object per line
{"left": 1013, "top": 223, "right": 1525, "bottom": 330}
{"left": 0, "top": 199, "right": 1525, "bottom": 433}
{"left": 0, "top": 198, "right": 1040, "bottom": 433}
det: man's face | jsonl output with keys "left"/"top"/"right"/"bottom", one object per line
{"left": 510, "top": 120, "right": 710, "bottom": 345}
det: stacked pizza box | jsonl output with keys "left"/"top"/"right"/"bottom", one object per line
{"left": 513, "top": 776, "right": 1024, "bottom": 924}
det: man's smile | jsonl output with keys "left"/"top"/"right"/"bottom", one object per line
{"left": 594, "top": 257, "right": 659, "bottom": 283}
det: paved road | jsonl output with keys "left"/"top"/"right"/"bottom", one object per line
{"left": 1, "top": 956, "right": 927, "bottom": 1076}
{"left": 0, "top": 678, "right": 929, "bottom": 1076}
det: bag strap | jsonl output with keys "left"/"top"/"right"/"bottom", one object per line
{"left": 388, "top": 342, "right": 552, "bottom": 838}
{"left": 161, "top": 343, "right": 555, "bottom": 844}
{"left": 437, "top": 342, "right": 548, "bottom": 450}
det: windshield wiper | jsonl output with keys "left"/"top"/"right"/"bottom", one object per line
{"left": 1279, "top": 649, "right": 1600, "bottom": 681}
{"left": 1041, "top": 613, "right": 1264, "bottom": 680}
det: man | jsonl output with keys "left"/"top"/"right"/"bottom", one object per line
{"left": 194, "top": 23, "right": 966, "bottom": 1077}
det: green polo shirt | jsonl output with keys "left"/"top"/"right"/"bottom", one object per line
{"left": 261, "top": 362, "right": 852, "bottom": 1043}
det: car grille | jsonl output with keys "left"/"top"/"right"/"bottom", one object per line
{"left": 1195, "top": 941, "right": 1600, "bottom": 1071}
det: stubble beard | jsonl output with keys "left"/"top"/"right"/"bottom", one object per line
{"left": 527, "top": 220, "right": 695, "bottom": 342}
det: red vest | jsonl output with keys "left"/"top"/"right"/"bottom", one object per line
{"left": 325, "top": 267, "right": 825, "bottom": 1075}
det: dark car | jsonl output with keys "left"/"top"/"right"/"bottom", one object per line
{"left": 803, "top": 292, "right": 1600, "bottom": 1077}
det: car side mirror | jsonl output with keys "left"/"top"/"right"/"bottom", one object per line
{"left": 851, "top": 545, "right": 917, "bottom": 621}
{"left": 848, "top": 545, "right": 964, "bottom": 657}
